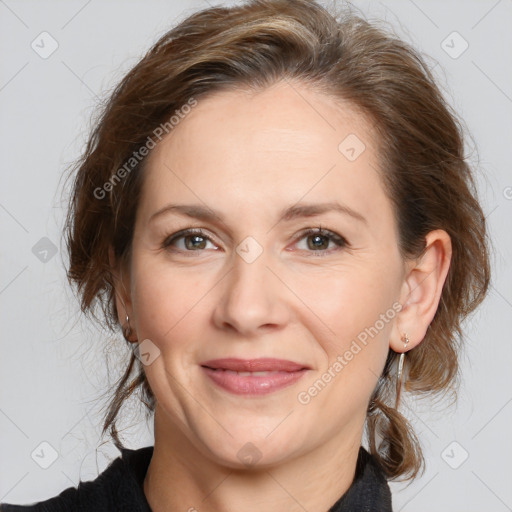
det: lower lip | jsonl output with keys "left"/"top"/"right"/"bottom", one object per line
{"left": 201, "top": 367, "right": 308, "bottom": 396}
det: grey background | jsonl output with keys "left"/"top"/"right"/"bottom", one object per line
{"left": 0, "top": 1, "right": 511, "bottom": 510}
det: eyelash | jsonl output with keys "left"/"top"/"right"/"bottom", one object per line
{"left": 162, "top": 226, "right": 348, "bottom": 257}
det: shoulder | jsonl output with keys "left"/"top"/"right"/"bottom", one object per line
{"left": 0, "top": 446, "right": 154, "bottom": 512}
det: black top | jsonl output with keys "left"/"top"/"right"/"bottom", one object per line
{"left": 1, "top": 445, "right": 392, "bottom": 511}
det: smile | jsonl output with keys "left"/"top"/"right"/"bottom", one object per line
{"left": 200, "top": 358, "right": 310, "bottom": 396}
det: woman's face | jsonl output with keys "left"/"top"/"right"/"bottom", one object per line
{"left": 124, "top": 80, "right": 408, "bottom": 467}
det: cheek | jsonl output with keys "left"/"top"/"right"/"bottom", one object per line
{"left": 129, "top": 259, "right": 214, "bottom": 418}
{"left": 291, "top": 265, "right": 399, "bottom": 434}
{"left": 130, "top": 258, "right": 210, "bottom": 349}
{"left": 292, "top": 266, "right": 399, "bottom": 419}
{"left": 291, "top": 262, "right": 399, "bottom": 354}
{"left": 303, "top": 275, "right": 397, "bottom": 398}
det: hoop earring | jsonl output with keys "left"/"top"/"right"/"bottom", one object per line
{"left": 395, "top": 333, "right": 410, "bottom": 409}
{"left": 122, "top": 314, "right": 137, "bottom": 343}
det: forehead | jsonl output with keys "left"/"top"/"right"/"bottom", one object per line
{"left": 139, "top": 80, "right": 391, "bottom": 229}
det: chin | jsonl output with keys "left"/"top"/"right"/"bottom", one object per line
{"left": 194, "top": 422, "right": 306, "bottom": 470}
{"left": 207, "top": 442, "right": 297, "bottom": 471}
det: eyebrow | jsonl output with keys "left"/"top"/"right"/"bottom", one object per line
{"left": 149, "top": 201, "right": 367, "bottom": 225}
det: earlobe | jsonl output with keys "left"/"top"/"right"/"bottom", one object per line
{"left": 109, "top": 244, "right": 136, "bottom": 341}
{"left": 390, "top": 229, "right": 452, "bottom": 352}
{"left": 121, "top": 313, "right": 138, "bottom": 343}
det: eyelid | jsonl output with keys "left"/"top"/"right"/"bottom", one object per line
{"left": 162, "top": 227, "right": 219, "bottom": 249}
{"left": 292, "top": 226, "right": 349, "bottom": 253}
{"left": 162, "top": 226, "right": 349, "bottom": 254}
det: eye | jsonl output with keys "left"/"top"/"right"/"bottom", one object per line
{"left": 163, "top": 228, "right": 218, "bottom": 253}
{"left": 293, "top": 227, "right": 348, "bottom": 256}
{"left": 162, "top": 226, "right": 348, "bottom": 257}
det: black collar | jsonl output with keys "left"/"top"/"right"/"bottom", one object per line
{"left": 327, "top": 447, "right": 393, "bottom": 511}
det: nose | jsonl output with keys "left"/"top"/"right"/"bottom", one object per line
{"left": 212, "top": 247, "right": 290, "bottom": 337}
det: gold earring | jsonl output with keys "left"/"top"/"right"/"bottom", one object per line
{"left": 395, "top": 333, "right": 410, "bottom": 408}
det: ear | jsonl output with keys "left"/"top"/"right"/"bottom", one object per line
{"left": 390, "top": 229, "right": 452, "bottom": 353}
{"left": 109, "top": 245, "right": 134, "bottom": 331}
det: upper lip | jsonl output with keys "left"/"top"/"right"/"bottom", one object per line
{"left": 201, "top": 358, "right": 310, "bottom": 372}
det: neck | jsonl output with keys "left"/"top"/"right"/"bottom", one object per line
{"left": 143, "top": 404, "right": 363, "bottom": 512}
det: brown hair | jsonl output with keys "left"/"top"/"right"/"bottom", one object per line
{"left": 64, "top": 0, "right": 490, "bottom": 480}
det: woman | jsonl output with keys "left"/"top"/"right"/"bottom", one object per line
{"left": 1, "top": 0, "right": 490, "bottom": 510}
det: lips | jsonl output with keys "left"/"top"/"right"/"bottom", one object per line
{"left": 200, "top": 358, "right": 310, "bottom": 395}
{"left": 201, "top": 357, "right": 309, "bottom": 372}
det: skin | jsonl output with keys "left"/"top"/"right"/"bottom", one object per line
{"left": 111, "top": 80, "right": 452, "bottom": 512}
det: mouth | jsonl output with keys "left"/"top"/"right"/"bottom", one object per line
{"left": 200, "top": 358, "right": 310, "bottom": 396}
